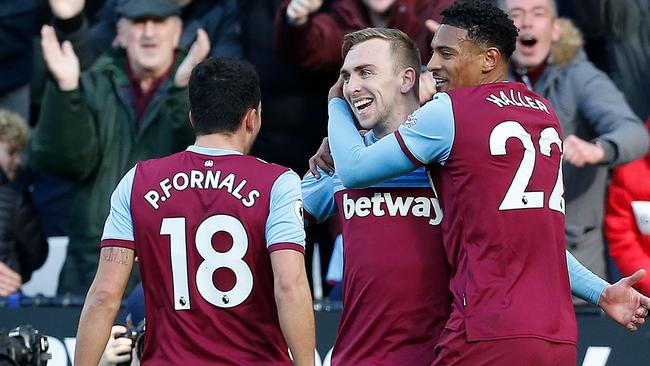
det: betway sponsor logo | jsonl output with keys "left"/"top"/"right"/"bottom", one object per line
{"left": 342, "top": 192, "right": 442, "bottom": 225}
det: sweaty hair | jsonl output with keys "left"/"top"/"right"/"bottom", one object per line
{"left": 342, "top": 28, "right": 421, "bottom": 76}
{"left": 189, "top": 57, "right": 261, "bottom": 135}
{"left": 441, "top": 0, "right": 518, "bottom": 60}
{"left": 0, "top": 109, "right": 30, "bottom": 151}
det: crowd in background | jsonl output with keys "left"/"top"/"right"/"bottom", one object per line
{"left": 0, "top": 0, "right": 649, "bottom": 301}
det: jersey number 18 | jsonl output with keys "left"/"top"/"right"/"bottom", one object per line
{"left": 160, "top": 215, "right": 253, "bottom": 310}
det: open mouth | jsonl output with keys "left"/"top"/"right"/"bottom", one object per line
{"left": 519, "top": 35, "right": 538, "bottom": 47}
{"left": 141, "top": 43, "right": 159, "bottom": 50}
{"left": 433, "top": 77, "right": 448, "bottom": 89}
{"left": 353, "top": 98, "right": 374, "bottom": 113}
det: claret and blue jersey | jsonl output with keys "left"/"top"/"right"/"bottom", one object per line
{"left": 327, "top": 81, "right": 606, "bottom": 346}
{"left": 302, "top": 131, "right": 452, "bottom": 365}
{"left": 101, "top": 145, "right": 305, "bottom": 366}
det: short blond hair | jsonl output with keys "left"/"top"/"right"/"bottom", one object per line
{"left": 342, "top": 28, "right": 421, "bottom": 76}
{"left": 0, "top": 109, "right": 30, "bottom": 151}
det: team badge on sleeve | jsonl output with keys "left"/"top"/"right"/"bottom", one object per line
{"left": 294, "top": 200, "right": 304, "bottom": 224}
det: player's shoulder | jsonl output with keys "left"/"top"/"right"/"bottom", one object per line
{"left": 240, "top": 155, "right": 293, "bottom": 178}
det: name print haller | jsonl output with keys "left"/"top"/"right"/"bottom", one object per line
{"left": 485, "top": 87, "right": 550, "bottom": 113}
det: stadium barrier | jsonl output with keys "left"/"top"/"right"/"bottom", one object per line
{"left": 0, "top": 299, "right": 647, "bottom": 365}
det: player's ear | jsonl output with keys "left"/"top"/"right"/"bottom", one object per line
{"left": 243, "top": 108, "right": 256, "bottom": 132}
{"left": 482, "top": 47, "right": 500, "bottom": 73}
{"left": 400, "top": 67, "right": 417, "bottom": 94}
{"left": 188, "top": 111, "right": 194, "bottom": 127}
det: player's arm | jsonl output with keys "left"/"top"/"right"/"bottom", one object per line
{"left": 301, "top": 169, "right": 337, "bottom": 226}
{"left": 327, "top": 94, "right": 454, "bottom": 188}
{"left": 266, "top": 171, "right": 315, "bottom": 366}
{"left": 567, "top": 250, "right": 650, "bottom": 331}
{"left": 76, "top": 247, "right": 134, "bottom": 366}
{"left": 75, "top": 167, "right": 138, "bottom": 365}
{"left": 271, "top": 250, "right": 315, "bottom": 366}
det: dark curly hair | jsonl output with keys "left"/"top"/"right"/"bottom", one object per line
{"left": 441, "top": 0, "right": 518, "bottom": 59}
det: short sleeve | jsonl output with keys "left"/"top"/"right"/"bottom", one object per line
{"left": 101, "top": 166, "right": 137, "bottom": 250}
{"left": 266, "top": 171, "right": 307, "bottom": 253}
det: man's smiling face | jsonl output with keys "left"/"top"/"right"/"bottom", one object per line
{"left": 340, "top": 38, "right": 402, "bottom": 130}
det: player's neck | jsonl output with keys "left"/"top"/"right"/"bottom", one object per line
{"left": 194, "top": 134, "right": 247, "bottom": 154}
{"left": 373, "top": 97, "right": 420, "bottom": 139}
{"left": 483, "top": 67, "right": 509, "bottom": 85}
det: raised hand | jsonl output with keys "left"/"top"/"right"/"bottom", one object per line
{"left": 0, "top": 261, "right": 22, "bottom": 297}
{"left": 308, "top": 137, "right": 334, "bottom": 178}
{"left": 174, "top": 28, "right": 211, "bottom": 88}
{"left": 49, "top": 0, "right": 85, "bottom": 20}
{"left": 286, "top": 0, "right": 324, "bottom": 26}
{"left": 598, "top": 269, "right": 650, "bottom": 331}
{"left": 563, "top": 134, "right": 606, "bottom": 167}
{"left": 41, "top": 25, "right": 80, "bottom": 91}
{"left": 328, "top": 75, "right": 345, "bottom": 102}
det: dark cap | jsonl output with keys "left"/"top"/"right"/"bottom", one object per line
{"left": 117, "top": 0, "right": 181, "bottom": 20}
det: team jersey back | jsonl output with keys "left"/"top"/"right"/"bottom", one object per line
{"left": 331, "top": 170, "right": 451, "bottom": 365}
{"left": 436, "top": 82, "right": 577, "bottom": 343}
{"left": 103, "top": 148, "right": 299, "bottom": 365}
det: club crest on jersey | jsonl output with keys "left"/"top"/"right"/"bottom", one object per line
{"left": 403, "top": 110, "right": 419, "bottom": 128}
{"left": 342, "top": 192, "right": 442, "bottom": 226}
{"left": 204, "top": 160, "right": 214, "bottom": 167}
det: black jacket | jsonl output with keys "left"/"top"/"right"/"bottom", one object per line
{"left": 0, "top": 170, "right": 48, "bottom": 283}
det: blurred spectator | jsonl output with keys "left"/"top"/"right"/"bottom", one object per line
{"left": 48, "top": 0, "right": 242, "bottom": 70}
{"left": 29, "top": 0, "right": 209, "bottom": 294}
{"left": 502, "top": 0, "right": 649, "bottom": 279}
{"left": 275, "top": 0, "right": 453, "bottom": 104}
{"left": 606, "top": 119, "right": 650, "bottom": 295}
{"left": 238, "top": 0, "right": 338, "bottom": 292}
{"left": 0, "top": 1, "right": 37, "bottom": 121}
{"left": 0, "top": 110, "right": 48, "bottom": 297}
{"left": 559, "top": 0, "right": 650, "bottom": 121}
{"left": 275, "top": 0, "right": 451, "bottom": 70}
{"left": 240, "top": 0, "right": 334, "bottom": 175}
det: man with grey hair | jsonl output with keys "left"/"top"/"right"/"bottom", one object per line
{"left": 31, "top": 0, "right": 210, "bottom": 294}
{"left": 500, "top": 0, "right": 649, "bottom": 282}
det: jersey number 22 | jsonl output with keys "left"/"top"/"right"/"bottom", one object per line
{"left": 489, "top": 121, "right": 565, "bottom": 213}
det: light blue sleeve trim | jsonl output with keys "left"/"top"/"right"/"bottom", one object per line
{"left": 101, "top": 166, "right": 136, "bottom": 241}
{"left": 301, "top": 169, "right": 337, "bottom": 223}
{"left": 265, "top": 170, "right": 307, "bottom": 247}
{"left": 567, "top": 249, "right": 608, "bottom": 305}
{"left": 327, "top": 98, "right": 417, "bottom": 188}
{"left": 396, "top": 93, "right": 455, "bottom": 165}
